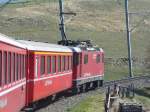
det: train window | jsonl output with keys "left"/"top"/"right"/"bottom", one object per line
{"left": 20, "top": 55, "right": 22, "bottom": 79}
{"left": 73, "top": 54, "right": 80, "bottom": 66}
{"left": 65, "top": 56, "right": 67, "bottom": 71}
{"left": 58, "top": 56, "right": 61, "bottom": 72}
{"left": 23, "top": 55, "right": 26, "bottom": 78}
{"left": 65, "top": 56, "right": 68, "bottom": 71}
{"left": 35, "top": 56, "right": 39, "bottom": 77}
{"left": 63, "top": 56, "right": 65, "bottom": 71}
{"left": 0, "top": 51, "right": 2, "bottom": 86}
{"left": 19, "top": 54, "right": 22, "bottom": 79}
{"left": 52, "top": 56, "right": 56, "bottom": 73}
{"left": 12, "top": 53, "right": 15, "bottom": 81}
{"left": 4, "top": 52, "right": 7, "bottom": 84}
{"left": 84, "top": 54, "right": 88, "bottom": 64}
{"left": 15, "top": 54, "right": 17, "bottom": 81}
{"left": 8, "top": 52, "right": 11, "bottom": 83}
{"left": 102, "top": 54, "right": 104, "bottom": 63}
{"left": 16, "top": 54, "right": 19, "bottom": 80}
{"left": 41, "top": 56, "right": 45, "bottom": 75}
{"left": 69, "top": 56, "right": 71, "bottom": 70}
{"left": 19, "top": 54, "right": 21, "bottom": 79}
{"left": 61, "top": 56, "right": 64, "bottom": 71}
{"left": 96, "top": 54, "right": 100, "bottom": 63}
{"left": 70, "top": 56, "right": 73, "bottom": 69}
{"left": 67, "top": 56, "right": 70, "bottom": 70}
{"left": 18, "top": 54, "right": 21, "bottom": 80}
{"left": 21, "top": 55, "right": 24, "bottom": 79}
{"left": 47, "top": 56, "right": 51, "bottom": 74}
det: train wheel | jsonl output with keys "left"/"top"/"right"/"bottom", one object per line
{"left": 77, "top": 86, "right": 81, "bottom": 93}
{"left": 82, "top": 84, "right": 86, "bottom": 93}
{"left": 72, "top": 86, "right": 80, "bottom": 94}
{"left": 51, "top": 94, "right": 57, "bottom": 101}
{"left": 99, "top": 80, "right": 103, "bottom": 87}
{"left": 89, "top": 82, "right": 93, "bottom": 89}
{"left": 97, "top": 80, "right": 100, "bottom": 88}
{"left": 24, "top": 102, "right": 37, "bottom": 112}
{"left": 93, "top": 81, "right": 98, "bottom": 89}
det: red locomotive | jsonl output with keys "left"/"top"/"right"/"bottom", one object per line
{"left": 0, "top": 33, "right": 104, "bottom": 112}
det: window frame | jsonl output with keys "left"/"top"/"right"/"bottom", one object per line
{"left": 40, "top": 56, "right": 45, "bottom": 76}
{"left": 58, "top": 56, "right": 61, "bottom": 72}
{"left": 35, "top": 56, "right": 39, "bottom": 78}
{"left": 18, "top": 54, "right": 21, "bottom": 80}
{"left": 11, "top": 53, "right": 15, "bottom": 82}
{"left": 47, "top": 56, "right": 51, "bottom": 74}
{"left": 62, "top": 56, "right": 65, "bottom": 71}
{"left": 0, "top": 51, "right": 2, "bottom": 86}
{"left": 8, "top": 52, "right": 11, "bottom": 83}
{"left": 73, "top": 53, "right": 80, "bottom": 66}
{"left": 15, "top": 54, "right": 18, "bottom": 81}
{"left": 96, "top": 54, "right": 101, "bottom": 64}
{"left": 102, "top": 54, "right": 104, "bottom": 63}
{"left": 84, "top": 54, "right": 88, "bottom": 64}
{"left": 23, "top": 55, "right": 26, "bottom": 78}
{"left": 52, "top": 56, "right": 56, "bottom": 74}
{"left": 70, "top": 56, "right": 73, "bottom": 69}
{"left": 3, "top": 51, "right": 7, "bottom": 85}
{"left": 67, "top": 56, "right": 70, "bottom": 70}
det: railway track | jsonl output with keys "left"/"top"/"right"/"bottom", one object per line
{"left": 103, "top": 75, "right": 150, "bottom": 88}
{"left": 22, "top": 75, "right": 150, "bottom": 112}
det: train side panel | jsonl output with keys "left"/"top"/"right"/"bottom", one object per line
{"left": 72, "top": 48, "right": 104, "bottom": 86}
{"left": 0, "top": 41, "right": 26, "bottom": 112}
{"left": 81, "top": 51, "right": 104, "bottom": 78}
{"left": 26, "top": 52, "right": 73, "bottom": 104}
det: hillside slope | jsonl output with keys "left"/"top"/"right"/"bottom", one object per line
{"left": 0, "top": 0, "right": 150, "bottom": 57}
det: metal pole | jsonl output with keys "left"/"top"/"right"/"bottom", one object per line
{"left": 125, "top": 0, "right": 133, "bottom": 77}
{"left": 59, "top": 0, "right": 66, "bottom": 41}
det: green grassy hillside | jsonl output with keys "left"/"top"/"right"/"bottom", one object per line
{"left": 0, "top": 0, "right": 150, "bottom": 58}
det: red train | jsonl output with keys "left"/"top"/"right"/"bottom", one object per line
{"left": 0, "top": 33, "right": 104, "bottom": 112}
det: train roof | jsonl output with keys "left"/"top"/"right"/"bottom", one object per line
{"left": 70, "top": 47, "right": 82, "bottom": 53}
{"left": 17, "top": 40, "right": 72, "bottom": 52}
{"left": 0, "top": 33, "right": 26, "bottom": 49}
{"left": 70, "top": 47, "right": 104, "bottom": 53}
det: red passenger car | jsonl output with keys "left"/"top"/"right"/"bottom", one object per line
{"left": 18, "top": 40, "right": 73, "bottom": 105}
{"left": 0, "top": 33, "right": 27, "bottom": 112}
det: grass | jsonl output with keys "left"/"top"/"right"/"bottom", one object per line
{"left": 134, "top": 87, "right": 150, "bottom": 110}
{"left": 104, "top": 63, "right": 149, "bottom": 81}
{"left": 66, "top": 87, "right": 150, "bottom": 112}
{"left": 66, "top": 94, "right": 104, "bottom": 112}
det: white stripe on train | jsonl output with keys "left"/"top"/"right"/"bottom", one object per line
{"left": 0, "top": 72, "right": 72, "bottom": 97}
{"left": 27, "top": 72, "right": 72, "bottom": 82}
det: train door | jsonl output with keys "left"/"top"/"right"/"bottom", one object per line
{"left": 73, "top": 52, "right": 82, "bottom": 79}
{"left": 80, "top": 51, "right": 90, "bottom": 77}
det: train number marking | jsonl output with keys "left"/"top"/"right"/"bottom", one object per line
{"left": 0, "top": 98, "right": 7, "bottom": 108}
{"left": 45, "top": 80, "right": 53, "bottom": 86}
{"left": 83, "top": 73, "right": 91, "bottom": 77}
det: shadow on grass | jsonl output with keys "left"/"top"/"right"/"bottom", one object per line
{"left": 135, "top": 87, "right": 150, "bottom": 99}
